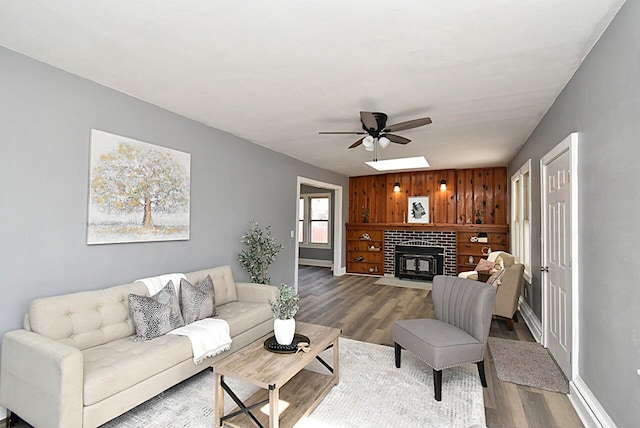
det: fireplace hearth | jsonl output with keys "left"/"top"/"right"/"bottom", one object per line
{"left": 395, "top": 244, "right": 444, "bottom": 281}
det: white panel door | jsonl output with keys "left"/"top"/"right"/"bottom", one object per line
{"left": 542, "top": 149, "right": 572, "bottom": 377}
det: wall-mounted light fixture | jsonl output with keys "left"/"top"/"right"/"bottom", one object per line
{"left": 440, "top": 179, "right": 447, "bottom": 191}
{"left": 393, "top": 182, "right": 401, "bottom": 192}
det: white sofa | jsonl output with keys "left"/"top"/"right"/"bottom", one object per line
{"left": 0, "top": 266, "right": 278, "bottom": 428}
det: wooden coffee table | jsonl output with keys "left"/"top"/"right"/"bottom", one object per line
{"left": 214, "top": 322, "right": 341, "bottom": 428}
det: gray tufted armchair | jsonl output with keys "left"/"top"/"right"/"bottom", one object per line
{"left": 392, "top": 275, "right": 497, "bottom": 401}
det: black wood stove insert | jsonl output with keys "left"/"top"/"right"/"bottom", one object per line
{"left": 395, "top": 245, "right": 445, "bottom": 281}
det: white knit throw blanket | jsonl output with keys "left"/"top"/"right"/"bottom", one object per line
{"left": 168, "top": 318, "right": 232, "bottom": 364}
{"left": 135, "top": 273, "right": 185, "bottom": 295}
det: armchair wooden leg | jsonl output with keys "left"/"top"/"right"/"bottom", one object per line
{"left": 513, "top": 312, "right": 519, "bottom": 322}
{"left": 394, "top": 342, "right": 402, "bottom": 368}
{"left": 433, "top": 369, "right": 442, "bottom": 401}
{"left": 477, "top": 360, "right": 488, "bottom": 388}
{"left": 506, "top": 318, "right": 515, "bottom": 331}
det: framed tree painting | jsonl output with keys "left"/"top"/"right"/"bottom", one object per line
{"left": 87, "top": 130, "right": 191, "bottom": 244}
{"left": 407, "top": 196, "right": 430, "bottom": 223}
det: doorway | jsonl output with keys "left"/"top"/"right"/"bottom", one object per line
{"left": 294, "top": 177, "right": 344, "bottom": 289}
{"left": 540, "top": 132, "right": 579, "bottom": 379}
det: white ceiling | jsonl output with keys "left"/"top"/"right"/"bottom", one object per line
{"left": 0, "top": 1, "right": 625, "bottom": 176}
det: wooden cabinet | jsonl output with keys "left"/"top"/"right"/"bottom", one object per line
{"left": 346, "top": 228, "right": 384, "bottom": 276}
{"left": 456, "top": 230, "right": 509, "bottom": 274}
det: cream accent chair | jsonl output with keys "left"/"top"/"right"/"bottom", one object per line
{"left": 492, "top": 263, "right": 525, "bottom": 330}
{"left": 457, "top": 251, "right": 515, "bottom": 281}
{"left": 458, "top": 251, "right": 524, "bottom": 331}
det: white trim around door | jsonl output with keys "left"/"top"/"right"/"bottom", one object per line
{"left": 294, "top": 177, "right": 345, "bottom": 290}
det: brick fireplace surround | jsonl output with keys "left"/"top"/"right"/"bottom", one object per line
{"left": 384, "top": 230, "right": 456, "bottom": 277}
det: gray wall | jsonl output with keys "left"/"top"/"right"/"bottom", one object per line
{"left": 0, "top": 47, "right": 349, "bottom": 341}
{"left": 508, "top": 1, "right": 640, "bottom": 425}
{"left": 298, "top": 184, "right": 334, "bottom": 262}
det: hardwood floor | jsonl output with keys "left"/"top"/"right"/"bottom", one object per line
{"left": 297, "top": 266, "right": 583, "bottom": 428}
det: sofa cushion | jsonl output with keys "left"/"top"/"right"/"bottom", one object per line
{"left": 393, "top": 318, "right": 484, "bottom": 370}
{"left": 129, "top": 282, "right": 184, "bottom": 341}
{"left": 180, "top": 275, "right": 218, "bottom": 324}
{"left": 217, "top": 301, "right": 273, "bottom": 337}
{"left": 184, "top": 266, "right": 238, "bottom": 306}
{"left": 82, "top": 334, "right": 192, "bottom": 406}
{"left": 28, "top": 282, "right": 148, "bottom": 350}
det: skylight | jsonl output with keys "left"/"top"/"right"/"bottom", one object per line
{"left": 365, "top": 156, "right": 430, "bottom": 172}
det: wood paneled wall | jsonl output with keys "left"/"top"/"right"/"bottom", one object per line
{"left": 349, "top": 167, "right": 508, "bottom": 225}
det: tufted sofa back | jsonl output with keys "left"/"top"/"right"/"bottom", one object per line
{"left": 184, "top": 265, "right": 238, "bottom": 306}
{"left": 27, "top": 282, "right": 147, "bottom": 350}
{"left": 25, "top": 266, "right": 240, "bottom": 350}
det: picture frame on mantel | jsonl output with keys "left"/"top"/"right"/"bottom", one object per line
{"left": 408, "top": 196, "right": 430, "bottom": 223}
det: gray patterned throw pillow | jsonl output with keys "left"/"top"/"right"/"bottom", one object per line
{"left": 180, "top": 275, "right": 218, "bottom": 324}
{"left": 129, "top": 281, "right": 185, "bottom": 341}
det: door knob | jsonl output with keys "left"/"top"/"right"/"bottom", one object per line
{"left": 540, "top": 266, "right": 549, "bottom": 272}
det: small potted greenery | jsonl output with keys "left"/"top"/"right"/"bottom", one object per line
{"left": 269, "top": 284, "right": 300, "bottom": 345}
{"left": 473, "top": 206, "right": 485, "bottom": 224}
{"left": 362, "top": 207, "right": 370, "bottom": 223}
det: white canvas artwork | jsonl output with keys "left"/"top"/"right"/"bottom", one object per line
{"left": 408, "top": 196, "right": 430, "bottom": 223}
{"left": 87, "top": 130, "right": 191, "bottom": 244}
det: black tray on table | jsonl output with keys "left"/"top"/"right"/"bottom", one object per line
{"left": 263, "top": 334, "right": 311, "bottom": 354}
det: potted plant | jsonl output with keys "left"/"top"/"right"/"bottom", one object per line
{"left": 362, "top": 207, "right": 370, "bottom": 223}
{"left": 238, "top": 221, "right": 284, "bottom": 284}
{"left": 473, "top": 206, "right": 485, "bottom": 224}
{"left": 269, "top": 284, "right": 299, "bottom": 345}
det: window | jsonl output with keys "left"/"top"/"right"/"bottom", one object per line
{"left": 298, "top": 198, "right": 305, "bottom": 243}
{"left": 511, "top": 160, "right": 532, "bottom": 279}
{"left": 299, "top": 193, "right": 331, "bottom": 247}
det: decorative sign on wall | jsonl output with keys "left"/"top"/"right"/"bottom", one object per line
{"left": 87, "top": 130, "right": 191, "bottom": 244}
{"left": 407, "top": 196, "right": 430, "bottom": 223}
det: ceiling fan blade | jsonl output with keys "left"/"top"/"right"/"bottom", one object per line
{"left": 349, "top": 137, "right": 365, "bottom": 149}
{"left": 318, "top": 131, "right": 367, "bottom": 135}
{"left": 385, "top": 134, "right": 411, "bottom": 145}
{"left": 384, "top": 117, "right": 432, "bottom": 132}
{"left": 360, "top": 111, "right": 378, "bottom": 131}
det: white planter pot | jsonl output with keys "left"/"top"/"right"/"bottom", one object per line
{"left": 274, "top": 318, "right": 296, "bottom": 345}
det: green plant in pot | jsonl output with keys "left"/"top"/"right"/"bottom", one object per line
{"left": 473, "top": 206, "right": 485, "bottom": 224}
{"left": 362, "top": 207, "right": 370, "bottom": 223}
{"left": 238, "top": 220, "right": 284, "bottom": 284}
{"left": 269, "top": 284, "right": 299, "bottom": 345}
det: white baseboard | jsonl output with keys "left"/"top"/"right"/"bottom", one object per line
{"left": 569, "top": 376, "right": 617, "bottom": 428}
{"left": 334, "top": 266, "right": 346, "bottom": 276}
{"left": 298, "top": 258, "right": 333, "bottom": 268}
{"left": 518, "top": 298, "right": 542, "bottom": 343}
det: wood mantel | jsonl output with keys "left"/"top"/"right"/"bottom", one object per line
{"left": 346, "top": 223, "right": 509, "bottom": 232}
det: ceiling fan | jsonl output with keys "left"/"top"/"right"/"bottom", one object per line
{"left": 319, "top": 111, "right": 432, "bottom": 151}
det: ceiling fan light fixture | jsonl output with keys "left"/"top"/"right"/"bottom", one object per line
{"left": 378, "top": 136, "right": 390, "bottom": 148}
{"left": 362, "top": 135, "right": 375, "bottom": 151}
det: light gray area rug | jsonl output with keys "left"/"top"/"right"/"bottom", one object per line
{"left": 102, "top": 337, "right": 484, "bottom": 428}
{"left": 374, "top": 276, "right": 432, "bottom": 290}
{"left": 488, "top": 337, "right": 569, "bottom": 394}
